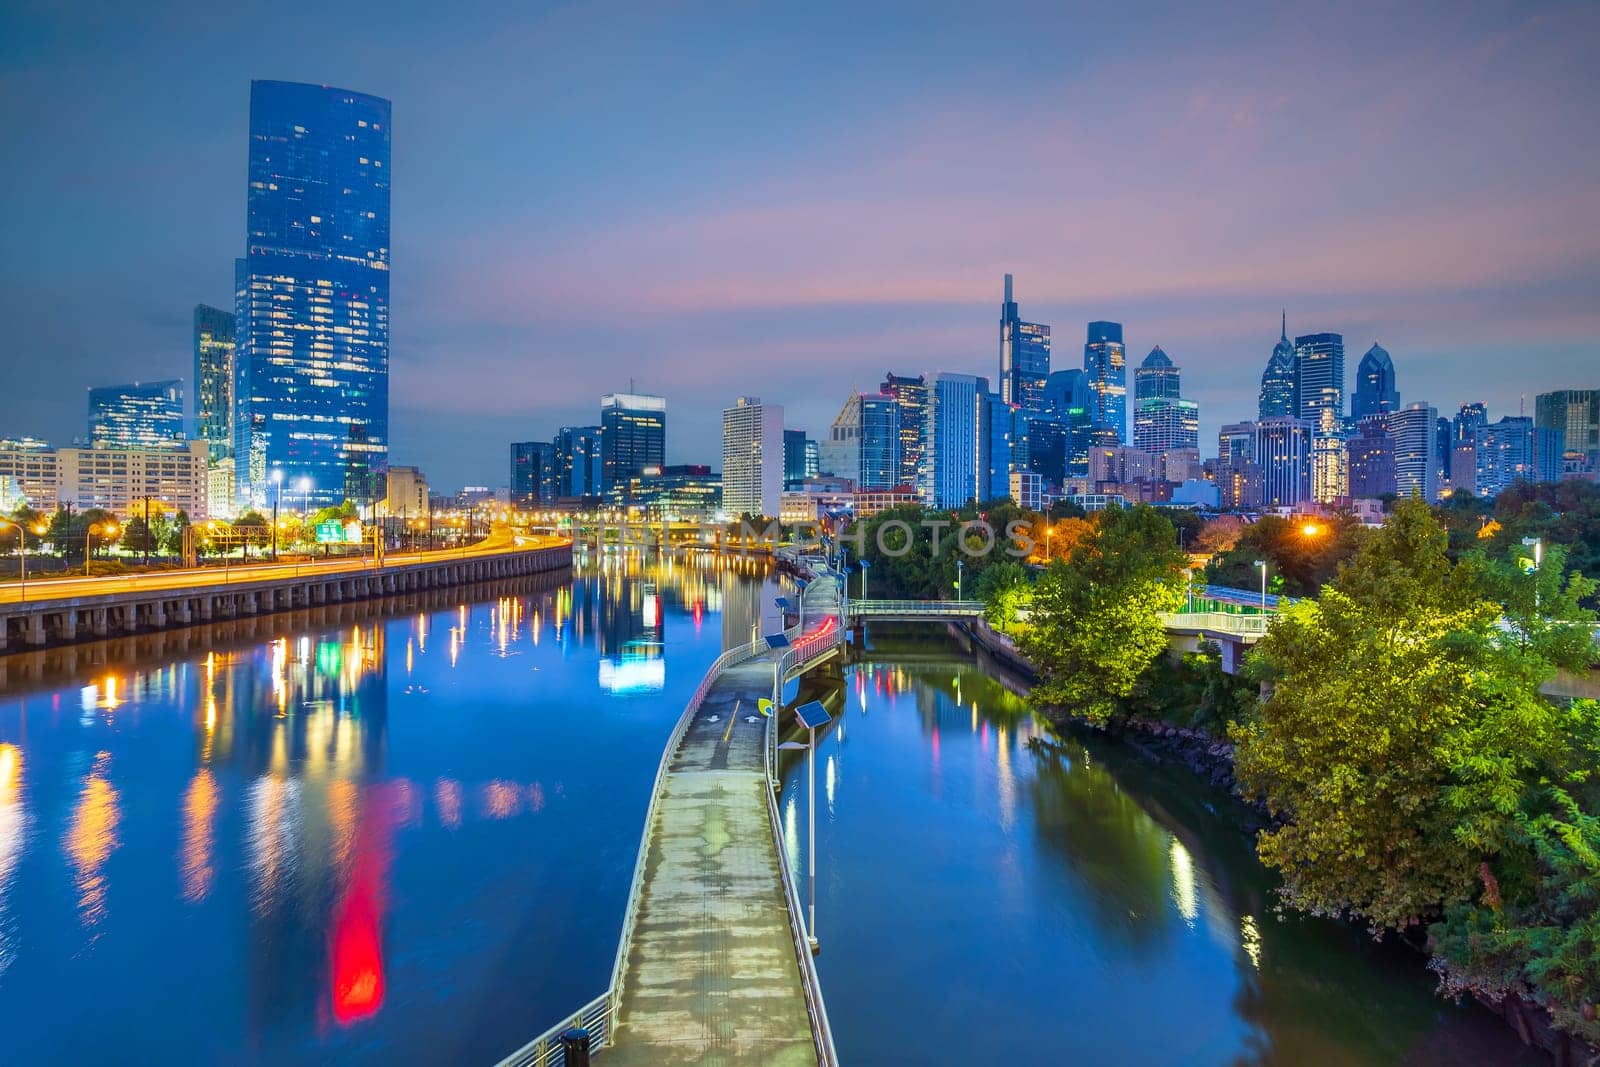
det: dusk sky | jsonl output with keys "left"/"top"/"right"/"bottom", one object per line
{"left": 2, "top": 0, "right": 1597, "bottom": 490}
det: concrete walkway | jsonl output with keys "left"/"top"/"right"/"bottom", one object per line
{"left": 606, "top": 656, "right": 817, "bottom": 1066}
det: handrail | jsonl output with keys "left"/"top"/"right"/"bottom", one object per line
{"left": 497, "top": 992, "right": 613, "bottom": 1067}
{"left": 1159, "top": 611, "right": 1273, "bottom": 635}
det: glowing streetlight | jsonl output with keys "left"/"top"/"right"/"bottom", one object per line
{"left": 1301, "top": 522, "right": 1322, "bottom": 537}
{"left": 1254, "top": 559, "right": 1268, "bottom": 610}
{"left": 86, "top": 521, "right": 119, "bottom": 567}
{"left": 0, "top": 518, "right": 48, "bottom": 601}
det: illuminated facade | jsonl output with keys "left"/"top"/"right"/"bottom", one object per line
{"left": 554, "top": 425, "right": 603, "bottom": 498}
{"left": 193, "top": 305, "right": 235, "bottom": 461}
{"left": 1474, "top": 416, "right": 1566, "bottom": 496}
{"left": 1083, "top": 321, "right": 1127, "bottom": 443}
{"left": 1352, "top": 343, "right": 1399, "bottom": 420}
{"left": 1293, "top": 332, "right": 1345, "bottom": 425}
{"left": 1347, "top": 416, "right": 1397, "bottom": 499}
{"left": 923, "top": 372, "right": 983, "bottom": 509}
{"left": 1132, "top": 347, "right": 1199, "bottom": 454}
{"left": 600, "top": 393, "right": 666, "bottom": 500}
{"left": 1258, "top": 313, "right": 1297, "bottom": 419}
{"left": 1389, "top": 402, "right": 1440, "bottom": 501}
{"left": 234, "top": 81, "right": 391, "bottom": 510}
{"left": 1311, "top": 408, "right": 1348, "bottom": 503}
{"left": 721, "top": 396, "right": 784, "bottom": 518}
{"left": 998, "top": 275, "right": 1051, "bottom": 413}
{"left": 88, "top": 380, "right": 185, "bottom": 451}
{"left": 880, "top": 372, "right": 927, "bottom": 488}
{"left": 0, "top": 438, "right": 61, "bottom": 508}
{"left": 57, "top": 440, "right": 210, "bottom": 518}
{"left": 1534, "top": 389, "right": 1599, "bottom": 470}
{"left": 510, "top": 441, "right": 558, "bottom": 506}
{"left": 1252, "top": 417, "right": 1314, "bottom": 507}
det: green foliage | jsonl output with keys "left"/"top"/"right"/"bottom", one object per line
{"left": 1020, "top": 505, "right": 1185, "bottom": 725}
{"left": 1204, "top": 512, "right": 1367, "bottom": 597}
{"left": 1233, "top": 499, "right": 1593, "bottom": 939}
{"left": 1480, "top": 480, "right": 1600, "bottom": 607}
{"left": 1135, "top": 642, "right": 1257, "bottom": 734}
{"left": 971, "top": 560, "right": 1032, "bottom": 632}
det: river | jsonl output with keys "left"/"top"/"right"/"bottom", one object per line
{"left": 0, "top": 560, "right": 1540, "bottom": 1063}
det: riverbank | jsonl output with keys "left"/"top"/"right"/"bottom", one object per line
{"left": 961, "top": 617, "right": 1598, "bottom": 1067}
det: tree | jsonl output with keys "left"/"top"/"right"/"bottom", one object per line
{"left": 1232, "top": 500, "right": 1590, "bottom": 931}
{"left": 1205, "top": 512, "right": 1367, "bottom": 597}
{"left": 1020, "top": 505, "right": 1185, "bottom": 724}
{"left": 971, "top": 560, "right": 1031, "bottom": 633}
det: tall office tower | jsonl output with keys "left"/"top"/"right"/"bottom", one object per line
{"left": 803, "top": 440, "right": 820, "bottom": 479}
{"left": 1436, "top": 417, "right": 1454, "bottom": 488}
{"left": 1293, "top": 332, "right": 1346, "bottom": 425}
{"left": 1258, "top": 312, "right": 1297, "bottom": 419}
{"left": 193, "top": 305, "right": 235, "bottom": 461}
{"left": 880, "top": 372, "right": 928, "bottom": 488}
{"left": 820, "top": 393, "right": 861, "bottom": 482}
{"left": 1131, "top": 346, "right": 1199, "bottom": 454}
{"left": 1083, "top": 321, "right": 1127, "bottom": 442}
{"left": 1475, "top": 417, "right": 1565, "bottom": 496}
{"left": 1312, "top": 408, "right": 1349, "bottom": 504}
{"left": 1352, "top": 343, "right": 1399, "bottom": 419}
{"left": 510, "top": 441, "right": 558, "bottom": 506}
{"left": 554, "top": 425, "right": 603, "bottom": 498}
{"left": 234, "top": 81, "right": 391, "bottom": 509}
{"left": 783, "top": 429, "right": 809, "bottom": 488}
{"left": 923, "top": 373, "right": 984, "bottom": 509}
{"left": 600, "top": 393, "right": 667, "bottom": 495}
{"left": 1347, "top": 416, "right": 1397, "bottom": 499}
{"left": 978, "top": 388, "right": 1012, "bottom": 502}
{"left": 998, "top": 275, "right": 1051, "bottom": 412}
{"left": 1389, "top": 402, "right": 1440, "bottom": 501}
{"left": 1043, "top": 369, "right": 1093, "bottom": 476}
{"left": 1449, "top": 403, "right": 1488, "bottom": 494}
{"left": 1216, "top": 422, "right": 1263, "bottom": 509}
{"left": 1252, "top": 417, "right": 1315, "bottom": 507}
{"left": 857, "top": 394, "right": 902, "bottom": 490}
{"left": 1024, "top": 417, "right": 1067, "bottom": 488}
{"left": 721, "top": 396, "right": 784, "bottom": 518}
{"left": 1535, "top": 389, "right": 1600, "bottom": 471}
{"left": 88, "top": 380, "right": 186, "bottom": 450}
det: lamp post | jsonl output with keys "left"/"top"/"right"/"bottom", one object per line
{"left": 1255, "top": 559, "right": 1267, "bottom": 611}
{"left": 1045, "top": 524, "right": 1054, "bottom": 559}
{"left": 86, "top": 521, "right": 118, "bottom": 569}
{"left": 270, "top": 469, "right": 283, "bottom": 562}
{"left": 1522, "top": 536, "right": 1543, "bottom": 612}
{"left": 956, "top": 558, "right": 965, "bottom": 600}
{"left": 0, "top": 519, "right": 46, "bottom": 601}
{"left": 787, "top": 700, "right": 833, "bottom": 953}
{"left": 859, "top": 559, "right": 870, "bottom": 601}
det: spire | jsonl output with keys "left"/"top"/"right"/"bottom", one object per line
{"left": 1280, "top": 309, "right": 1287, "bottom": 343}
{"left": 1004, "top": 273, "right": 1013, "bottom": 304}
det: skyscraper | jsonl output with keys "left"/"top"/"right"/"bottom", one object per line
{"left": 1475, "top": 417, "right": 1565, "bottom": 496}
{"left": 1043, "top": 368, "right": 1093, "bottom": 476}
{"left": 1217, "top": 422, "right": 1264, "bottom": 509}
{"left": 1352, "top": 343, "right": 1399, "bottom": 420}
{"left": 1389, "top": 402, "right": 1440, "bottom": 501}
{"left": 234, "top": 80, "right": 391, "bottom": 509}
{"left": 978, "top": 388, "right": 1012, "bottom": 502}
{"left": 1449, "top": 403, "right": 1487, "bottom": 494}
{"left": 721, "top": 396, "right": 784, "bottom": 518}
{"left": 600, "top": 393, "right": 667, "bottom": 496}
{"left": 1312, "top": 408, "right": 1348, "bottom": 504}
{"left": 857, "top": 394, "right": 902, "bottom": 490}
{"left": 1252, "top": 417, "right": 1315, "bottom": 507}
{"left": 1534, "top": 389, "right": 1600, "bottom": 471}
{"left": 998, "top": 275, "right": 1050, "bottom": 412}
{"left": 1293, "top": 332, "right": 1346, "bottom": 425}
{"left": 1083, "top": 321, "right": 1127, "bottom": 443}
{"left": 880, "top": 372, "right": 927, "bottom": 488}
{"left": 510, "top": 441, "right": 558, "bottom": 506}
{"left": 88, "top": 380, "right": 186, "bottom": 450}
{"left": 783, "top": 429, "right": 810, "bottom": 488}
{"left": 554, "top": 425, "right": 603, "bottom": 498}
{"left": 1348, "top": 416, "right": 1397, "bottom": 499}
{"left": 193, "top": 304, "right": 234, "bottom": 461}
{"left": 1131, "top": 346, "right": 1199, "bottom": 454}
{"left": 923, "top": 372, "right": 983, "bottom": 509}
{"left": 1258, "top": 312, "right": 1297, "bottom": 420}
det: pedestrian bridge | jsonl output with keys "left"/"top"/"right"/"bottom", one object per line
{"left": 847, "top": 598, "right": 987, "bottom": 622}
{"left": 1159, "top": 611, "right": 1273, "bottom": 674}
{"left": 499, "top": 566, "right": 844, "bottom": 1066}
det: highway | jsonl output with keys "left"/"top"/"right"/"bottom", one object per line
{"left": 0, "top": 528, "right": 568, "bottom": 606}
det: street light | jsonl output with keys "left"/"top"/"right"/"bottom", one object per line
{"left": 1522, "top": 536, "right": 1543, "bottom": 612}
{"left": 1254, "top": 559, "right": 1268, "bottom": 611}
{"left": 788, "top": 699, "right": 834, "bottom": 953}
{"left": 1301, "top": 521, "right": 1322, "bottom": 537}
{"left": 956, "top": 558, "right": 965, "bottom": 600}
{"left": 0, "top": 518, "right": 47, "bottom": 601}
{"left": 270, "top": 469, "right": 284, "bottom": 562}
{"left": 859, "top": 559, "right": 870, "bottom": 601}
{"left": 86, "top": 521, "right": 119, "bottom": 568}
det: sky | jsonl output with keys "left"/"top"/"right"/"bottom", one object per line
{"left": 1, "top": 0, "right": 1597, "bottom": 491}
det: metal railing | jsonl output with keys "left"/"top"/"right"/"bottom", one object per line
{"left": 849, "top": 598, "right": 987, "bottom": 618}
{"left": 500, "top": 566, "right": 840, "bottom": 1067}
{"left": 1159, "top": 611, "right": 1273, "bottom": 636}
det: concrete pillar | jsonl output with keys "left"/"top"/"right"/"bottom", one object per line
{"left": 27, "top": 613, "right": 48, "bottom": 646}
{"left": 149, "top": 602, "right": 167, "bottom": 627}
{"left": 173, "top": 600, "right": 192, "bottom": 624}
{"left": 0, "top": 616, "right": 8, "bottom": 652}
{"left": 122, "top": 605, "right": 138, "bottom": 633}
{"left": 54, "top": 609, "right": 78, "bottom": 641}
{"left": 243, "top": 593, "right": 258, "bottom": 615}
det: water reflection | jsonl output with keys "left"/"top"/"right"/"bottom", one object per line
{"left": 787, "top": 638, "right": 1542, "bottom": 1066}
{"left": 0, "top": 551, "right": 780, "bottom": 1063}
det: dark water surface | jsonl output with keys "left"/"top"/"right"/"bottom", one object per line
{"left": 0, "top": 552, "right": 779, "bottom": 1063}
{"left": 778, "top": 630, "right": 1543, "bottom": 1066}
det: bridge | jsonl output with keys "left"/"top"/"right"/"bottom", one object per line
{"left": 501, "top": 564, "right": 845, "bottom": 1066}
{"left": 1158, "top": 611, "right": 1272, "bottom": 673}
{"left": 0, "top": 528, "right": 571, "bottom": 652}
{"left": 846, "top": 598, "right": 986, "bottom": 623}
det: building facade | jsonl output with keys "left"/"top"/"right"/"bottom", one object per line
{"left": 1535, "top": 389, "right": 1599, "bottom": 471}
{"left": 1312, "top": 408, "right": 1349, "bottom": 504}
{"left": 56, "top": 440, "right": 210, "bottom": 518}
{"left": 1258, "top": 313, "right": 1297, "bottom": 420}
{"left": 88, "top": 380, "right": 186, "bottom": 451}
{"left": 234, "top": 80, "right": 391, "bottom": 510}
{"left": 721, "top": 396, "right": 784, "bottom": 518}
{"left": 554, "top": 425, "right": 603, "bottom": 499}
{"left": 510, "top": 441, "right": 559, "bottom": 506}
{"left": 1389, "top": 402, "right": 1440, "bottom": 501}
{"left": 1352, "top": 343, "right": 1399, "bottom": 420}
{"left": 193, "top": 304, "right": 235, "bottom": 460}
{"left": 1293, "top": 332, "right": 1345, "bottom": 425}
{"left": 1252, "top": 417, "right": 1314, "bottom": 507}
{"left": 857, "top": 394, "right": 902, "bottom": 490}
{"left": 1084, "top": 321, "right": 1127, "bottom": 443}
{"left": 881, "top": 372, "right": 927, "bottom": 489}
{"left": 923, "top": 372, "right": 983, "bottom": 509}
{"left": 600, "top": 393, "right": 667, "bottom": 498}
{"left": 1475, "top": 417, "right": 1566, "bottom": 496}
{"left": 1132, "top": 346, "right": 1199, "bottom": 454}
{"left": 1347, "top": 416, "right": 1397, "bottom": 499}
{"left": 998, "top": 275, "right": 1051, "bottom": 412}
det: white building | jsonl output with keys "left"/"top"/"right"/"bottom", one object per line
{"left": 923, "top": 372, "right": 983, "bottom": 509}
{"left": 721, "top": 396, "right": 784, "bottom": 518}
{"left": 1389, "top": 402, "right": 1440, "bottom": 502}
{"left": 376, "top": 465, "right": 430, "bottom": 519}
{"left": 1009, "top": 470, "right": 1042, "bottom": 511}
{"left": 0, "top": 438, "right": 61, "bottom": 508}
{"left": 57, "top": 440, "right": 210, "bottom": 518}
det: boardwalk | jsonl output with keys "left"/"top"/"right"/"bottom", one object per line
{"left": 606, "top": 579, "right": 840, "bottom": 1066}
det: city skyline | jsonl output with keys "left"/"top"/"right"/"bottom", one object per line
{"left": 2, "top": 3, "right": 1597, "bottom": 489}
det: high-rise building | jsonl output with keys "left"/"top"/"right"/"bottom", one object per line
{"left": 1389, "top": 402, "right": 1440, "bottom": 501}
{"left": 721, "top": 396, "right": 784, "bottom": 518}
{"left": 1436, "top": 416, "right": 1454, "bottom": 488}
{"left": 1449, "top": 403, "right": 1488, "bottom": 494}
{"left": 1251, "top": 417, "right": 1315, "bottom": 507}
{"left": 881, "top": 372, "right": 928, "bottom": 488}
{"left": 1083, "top": 321, "right": 1127, "bottom": 442}
{"left": 1217, "top": 422, "right": 1264, "bottom": 509}
{"left": 88, "top": 380, "right": 186, "bottom": 450}
{"left": 193, "top": 305, "right": 234, "bottom": 461}
{"left": 783, "top": 429, "right": 809, "bottom": 488}
{"left": 1348, "top": 416, "right": 1397, "bottom": 499}
{"left": 600, "top": 393, "right": 667, "bottom": 497}
{"left": 1132, "top": 346, "right": 1199, "bottom": 454}
{"left": 998, "top": 275, "right": 1050, "bottom": 412}
{"left": 1352, "top": 343, "right": 1399, "bottom": 420}
{"left": 978, "top": 388, "right": 1012, "bottom": 502}
{"left": 1043, "top": 369, "right": 1093, "bottom": 476}
{"left": 857, "top": 394, "right": 902, "bottom": 490}
{"left": 510, "top": 441, "right": 558, "bottom": 506}
{"left": 923, "top": 372, "right": 983, "bottom": 509}
{"left": 1534, "top": 389, "right": 1599, "bottom": 471}
{"left": 803, "top": 440, "right": 820, "bottom": 481}
{"left": 1475, "top": 417, "right": 1565, "bottom": 496}
{"left": 554, "top": 425, "right": 603, "bottom": 499}
{"left": 1293, "top": 332, "right": 1345, "bottom": 425}
{"left": 1258, "top": 312, "right": 1297, "bottom": 420}
{"left": 234, "top": 81, "right": 391, "bottom": 509}
{"left": 1312, "top": 408, "right": 1348, "bottom": 504}
{"left": 1024, "top": 416, "right": 1067, "bottom": 488}
{"left": 0, "top": 438, "right": 62, "bottom": 509}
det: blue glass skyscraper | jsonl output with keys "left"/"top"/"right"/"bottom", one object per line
{"left": 999, "top": 275, "right": 1050, "bottom": 413}
{"left": 234, "top": 80, "right": 391, "bottom": 509}
{"left": 1352, "top": 343, "right": 1399, "bottom": 420}
{"left": 1084, "top": 321, "right": 1127, "bottom": 443}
